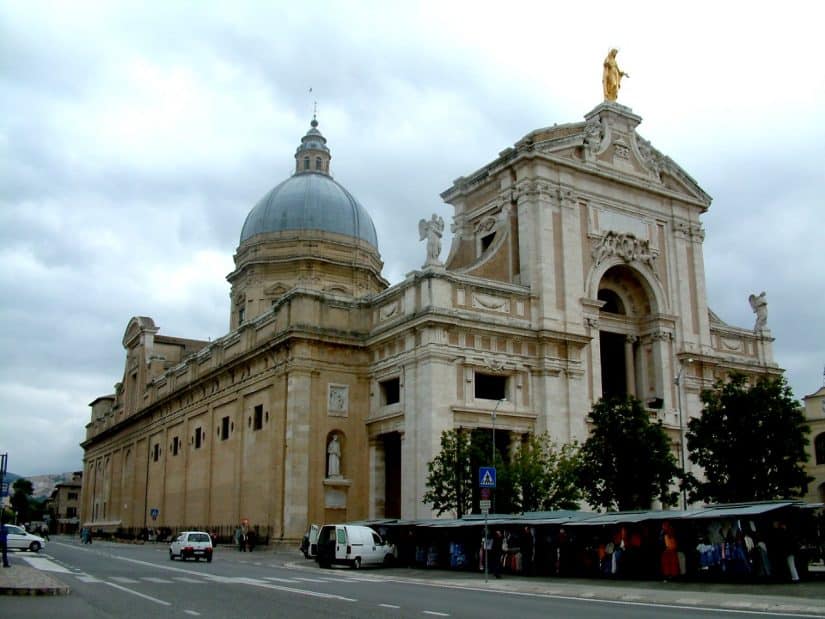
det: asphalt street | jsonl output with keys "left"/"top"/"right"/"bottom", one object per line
{"left": 3, "top": 538, "right": 823, "bottom": 618}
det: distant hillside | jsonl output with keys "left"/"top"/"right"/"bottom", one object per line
{"left": 4, "top": 472, "right": 74, "bottom": 500}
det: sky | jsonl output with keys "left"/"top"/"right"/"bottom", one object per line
{"left": 1, "top": 1, "right": 823, "bottom": 476}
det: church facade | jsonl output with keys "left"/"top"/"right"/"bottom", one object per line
{"left": 80, "top": 100, "right": 779, "bottom": 540}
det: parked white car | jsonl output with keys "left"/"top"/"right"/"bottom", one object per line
{"left": 316, "top": 524, "right": 393, "bottom": 569}
{"left": 4, "top": 524, "right": 46, "bottom": 552}
{"left": 169, "top": 531, "right": 213, "bottom": 562}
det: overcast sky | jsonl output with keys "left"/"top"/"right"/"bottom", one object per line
{"left": 2, "top": 2, "right": 823, "bottom": 476}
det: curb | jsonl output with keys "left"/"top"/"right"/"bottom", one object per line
{"left": 0, "top": 564, "right": 71, "bottom": 596}
{"left": 0, "top": 584, "right": 71, "bottom": 596}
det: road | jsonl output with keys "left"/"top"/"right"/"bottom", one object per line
{"left": 3, "top": 537, "right": 819, "bottom": 618}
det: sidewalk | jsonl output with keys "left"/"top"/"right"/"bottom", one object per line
{"left": 0, "top": 558, "right": 70, "bottom": 596}
{"left": 278, "top": 548, "right": 825, "bottom": 617}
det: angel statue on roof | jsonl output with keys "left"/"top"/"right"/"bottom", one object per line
{"left": 419, "top": 214, "right": 445, "bottom": 267}
{"left": 749, "top": 291, "right": 768, "bottom": 332}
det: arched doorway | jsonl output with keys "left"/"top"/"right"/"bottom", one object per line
{"left": 596, "top": 264, "right": 659, "bottom": 402}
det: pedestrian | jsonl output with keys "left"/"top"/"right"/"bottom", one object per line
{"left": 1, "top": 519, "right": 10, "bottom": 567}
{"left": 247, "top": 528, "right": 257, "bottom": 552}
{"left": 490, "top": 529, "right": 503, "bottom": 579}
{"left": 771, "top": 521, "right": 800, "bottom": 582}
{"left": 234, "top": 525, "right": 246, "bottom": 552}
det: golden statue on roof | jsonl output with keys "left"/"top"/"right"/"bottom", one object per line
{"left": 602, "top": 48, "right": 629, "bottom": 102}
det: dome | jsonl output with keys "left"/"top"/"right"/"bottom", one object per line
{"left": 239, "top": 119, "right": 379, "bottom": 249}
{"left": 240, "top": 173, "right": 378, "bottom": 248}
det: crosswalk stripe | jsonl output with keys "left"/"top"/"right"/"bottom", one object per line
{"left": 20, "top": 556, "right": 72, "bottom": 573}
{"left": 110, "top": 576, "right": 140, "bottom": 583}
{"left": 76, "top": 575, "right": 103, "bottom": 583}
{"left": 173, "top": 577, "right": 206, "bottom": 584}
{"left": 142, "top": 577, "right": 171, "bottom": 583}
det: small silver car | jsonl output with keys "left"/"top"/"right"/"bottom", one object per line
{"left": 169, "top": 531, "right": 213, "bottom": 562}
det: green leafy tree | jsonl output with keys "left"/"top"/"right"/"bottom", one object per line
{"left": 510, "top": 434, "right": 583, "bottom": 512}
{"left": 423, "top": 429, "right": 479, "bottom": 517}
{"left": 685, "top": 373, "right": 812, "bottom": 503}
{"left": 578, "top": 397, "right": 681, "bottom": 511}
{"left": 10, "top": 478, "right": 34, "bottom": 524}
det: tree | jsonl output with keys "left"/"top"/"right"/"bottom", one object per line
{"left": 423, "top": 429, "right": 478, "bottom": 517}
{"left": 10, "top": 478, "right": 34, "bottom": 524}
{"left": 685, "top": 373, "right": 812, "bottom": 503}
{"left": 578, "top": 396, "right": 681, "bottom": 511}
{"left": 509, "top": 434, "right": 583, "bottom": 512}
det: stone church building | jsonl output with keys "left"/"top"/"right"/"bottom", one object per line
{"left": 81, "top": 98, "right": 779, "bottom": 540}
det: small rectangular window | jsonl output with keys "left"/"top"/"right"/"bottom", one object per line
{"left": 67, "top": 492, "right": 78, "bottom": 500}
{"left": 221, "top": 416, "right": 230, "bottom": 441}
{"left": 152, "top": 443, "right": 160, "bottom": 462}
{"left": 380, "top": 378, "right": 400, "bottom": 405}
{"left": 172, "top": 436, "right": 180, "bottom": 456}
{"left": 253, "top": 405, "right": 263, "bottom": 431}
{"left": 195, "top": 427, "right": 203, "bottom": 449}
{"left": 475, "top": 372, "right": 507, "bottom": 401}
{"left": 238, "top": 307, "right": 245, "bottom": 325}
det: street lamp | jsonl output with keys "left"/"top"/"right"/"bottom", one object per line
{"left": 490, "top": 398, "right": 504, "bottom": 514}
{"left": 674, "top": 357, "right": 693, "bottom": 509}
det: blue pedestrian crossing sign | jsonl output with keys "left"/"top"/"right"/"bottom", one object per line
{"left": 478, "top": 466, "right": 496, "bottom": 488}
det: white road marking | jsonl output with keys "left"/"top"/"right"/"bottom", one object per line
{"left": 110, "top": 576, "right": 140, "bottom": 583}
{"left": 20, "top": 556, "right": 72, "bottom": 573}
{"left": 142, "top": 577, "right": 171, "bottom": 583}
{"left": 422, "top": 612, "right": 450, "bottom": 617}
{"left": 379, "top": 603, "right": 401, "bottom": 609}
{"left": 76, "top": 575, "right": 103, "bottom": 583}
{"left": 184, "top": 611, "right": 201, "bottom": 616}
{"left": 263, "top": 576, "right": 298, "bottom": 582}
{"left": 292, "top": 577, "right": 334, "bottom": 583}
{"left": 102, "top": 580, "right": 171, "bottom": 606}
{"left": 173, "top": 577, "right": 207, "bottom": 583}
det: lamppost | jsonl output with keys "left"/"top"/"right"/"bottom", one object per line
{"left": 490, "top": 398, "right": 504, "bottom": 514}
{"left": 675, "top": 357, "right": 693, "bottom": 509}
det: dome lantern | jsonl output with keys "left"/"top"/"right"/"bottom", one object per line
{"left": 294, "top": 115, "right": 331, "bottom": 175}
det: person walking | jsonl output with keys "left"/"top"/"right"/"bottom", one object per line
{"left": 490, "top": 529, "right": 504, "bottom": 579}
{"left": 235, "top": 525, "right": 247, "bottom": 552}
{"left": 1, "top": 519, "right": 10, "bottom": 567}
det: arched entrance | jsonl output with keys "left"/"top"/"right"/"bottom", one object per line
{"left": 596, "top": 264, "right": 663, "bottom": 404}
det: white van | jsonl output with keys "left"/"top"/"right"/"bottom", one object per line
{"left": 315, "top": 524, "right": 393, "bottom": 569}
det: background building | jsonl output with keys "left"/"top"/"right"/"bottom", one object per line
{"left": 803, "top": 383, "right": 825, "bottom": 503}
{"left": 50, "top": 471, "right": 82, "bottom": 534}
{"left": 81, "top": 100, "right": 779, "bottom": 540}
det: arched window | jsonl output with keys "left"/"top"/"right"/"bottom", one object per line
{"left": 815, "top": 432, "right": 825, "bottom": 465}
{"left": 304, "top": 157, "right": 310, "bottom": 170}
{"left": 315, "top": 157, "right": 322, "bottom": 170}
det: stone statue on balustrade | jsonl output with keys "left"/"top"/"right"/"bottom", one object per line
{"left": 749, "top": 291, "right": 768, "bottom": 332}
{"left": 419, "top": 214, "right": 445, "bottom": 268}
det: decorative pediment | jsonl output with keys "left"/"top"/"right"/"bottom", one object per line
{"left": 122, "top": 316, "right": 157, "bottom": 348}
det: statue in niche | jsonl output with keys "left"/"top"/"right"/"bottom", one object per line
{"left": 419, "top": 214, "right": 445, "bottom": 267}
{"left": 327, "top": 434, "right": 341, "bottom": 477}
{"left": 602, "top": 48, "right": 629, "bottom": 102}
{"left": 749, "top": 291, "right": 768, "bottom": 331}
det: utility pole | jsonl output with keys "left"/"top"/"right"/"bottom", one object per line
{"left": 675, "top": 358, "right": 693, "bottom": 509}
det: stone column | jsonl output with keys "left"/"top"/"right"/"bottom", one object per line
{"left": 624, "top": 335, "right": 637, "bottom": 397}
{"left": 369, "top": 438, "right": 386, "bottom": 519}
{"left": 283, "top": 369, "right": 311, "bottom": 539}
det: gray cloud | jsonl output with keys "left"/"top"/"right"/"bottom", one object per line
{"left": 1, "top": 3, "right": 823, "bottom": 475}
